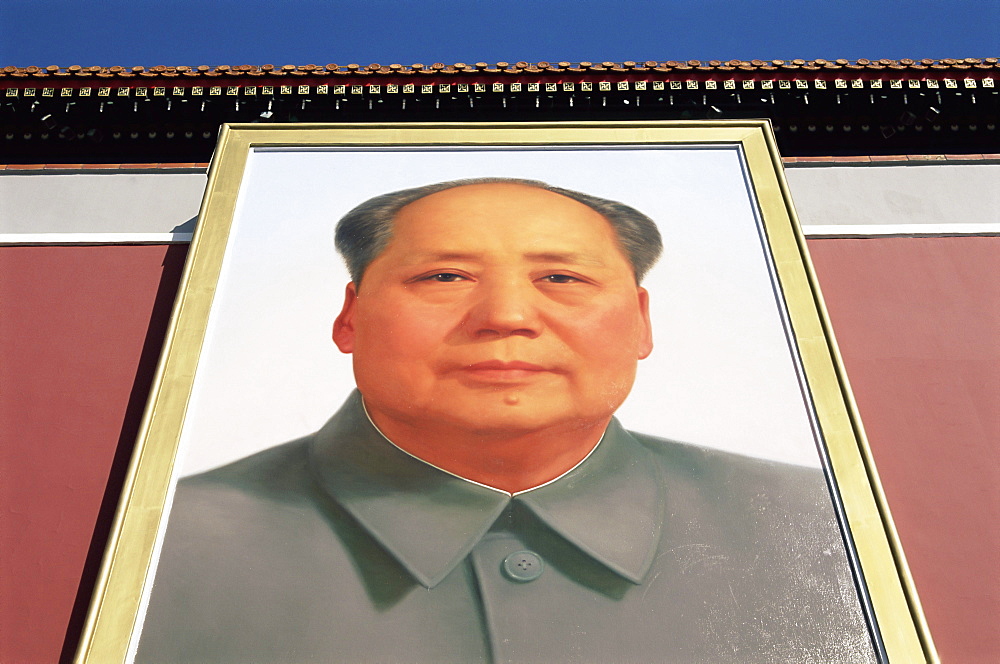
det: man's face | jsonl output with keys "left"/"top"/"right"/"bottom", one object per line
{"left": 333, "top": 183, "right": 653, "bottom": 440}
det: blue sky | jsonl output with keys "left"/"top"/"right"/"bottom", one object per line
{"left": 1, "top": 0, "right": 996, "bottom": 68}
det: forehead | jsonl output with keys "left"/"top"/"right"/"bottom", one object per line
{"left": 392, "top": 183, "right": 616, "bottom": 241}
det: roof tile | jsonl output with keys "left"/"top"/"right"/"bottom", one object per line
{"left": 1, "top": 58, "right": 994, "bottom": 83}
{"left": 7, "top": 156, "right": 996, "bottom": 172}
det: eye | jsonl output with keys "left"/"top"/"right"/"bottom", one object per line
{"left": 424, "top": 272, "right": 467, "bottom": 282}
{"left": 540, "top": 274, "right": 582, "bottom": 284}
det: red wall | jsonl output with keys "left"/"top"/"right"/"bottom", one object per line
{"left": 1, "top": 237, "right": 997, "bottom": 663}
{"left": 808, "top": 236, "right": 1000, "bottom": 664}
{"left": 0, "top": 245, "right": 188, "bottom": 664}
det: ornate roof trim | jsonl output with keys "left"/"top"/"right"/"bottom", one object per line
{"left": 5, "top": 154, "right": 1000, "bottom": 172}
{"left": 2, "top": 58, "right": 997, "bottom": 81}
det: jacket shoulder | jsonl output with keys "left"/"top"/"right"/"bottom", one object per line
{"left": 629, "top": 429, "right": 826, "bottom": 482}
{"left": 179, "top": 435, "right": 314, "bottom": 497}
{"left": 627, "top": 429, "right": 835, "bottom": 523}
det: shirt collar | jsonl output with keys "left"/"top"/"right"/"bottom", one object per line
{"left": 308, "top": 391, "right": 664, "bottom": 589}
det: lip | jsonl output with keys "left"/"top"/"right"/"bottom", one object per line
{"left": 467, "top": 360, "right": 547, "bottom": 371}
{"left": 461, "top": 360, "right": 553, "bottom": 382}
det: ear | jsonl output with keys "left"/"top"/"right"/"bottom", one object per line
{"left": 636, "top": 287, "right": 654, "bottom": 360}
{"left": 332, "top": 282, "right": 359, "bottom": 353}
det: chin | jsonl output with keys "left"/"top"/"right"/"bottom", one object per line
{"left": 436, "top": 393, "right": 601, "bottom": 437}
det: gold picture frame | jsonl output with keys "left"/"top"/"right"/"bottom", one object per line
{"left": 77, "top": 121, "right": 936, "bottom": 663}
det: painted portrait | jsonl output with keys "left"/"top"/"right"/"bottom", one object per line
{"left": 77, "top": 123, "right": 932, "bottom": 664}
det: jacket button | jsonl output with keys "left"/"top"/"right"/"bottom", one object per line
{"left": 502, "top": 551, "right": 544, "bottom": 582}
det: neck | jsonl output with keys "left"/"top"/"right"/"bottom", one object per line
{"left": 363, "top": 404, "right": 610, "bottom": 494}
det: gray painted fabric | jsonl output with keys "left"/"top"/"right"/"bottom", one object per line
{"left": 138, "top": 391, "right": 876, "bottom": 663}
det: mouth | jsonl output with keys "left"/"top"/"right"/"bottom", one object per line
{"left": 461, "top": 360, "right": 552, "bottom": 382}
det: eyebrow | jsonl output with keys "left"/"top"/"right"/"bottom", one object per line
{"left": 403, "top": 251, "right": 607, "bottom": 267}
{"left": 524, "top": 252, "right": 607, "bottom": 267}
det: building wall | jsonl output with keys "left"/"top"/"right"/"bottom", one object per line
{"left": 3, "top": 161, "right": 999, "bottom": 240}
{"left": 2, "top": 162, "right": 998, "bottom": 663}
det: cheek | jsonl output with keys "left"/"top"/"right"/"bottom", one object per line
{"left": 569, "top": 304, "right": 646, "bottom": 356}
{"left": 560, "top": 305, "right": 645, "bottom": 402}
{"left": 354, "top": 301, "right": 458, "bottom": 365}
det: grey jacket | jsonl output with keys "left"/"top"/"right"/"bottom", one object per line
{"left": 137, "top": 391, "right": 877, "bottom": 663}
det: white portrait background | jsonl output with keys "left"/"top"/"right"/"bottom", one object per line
{"left": 176, "top": 145, "right": 823, "bottom": 476}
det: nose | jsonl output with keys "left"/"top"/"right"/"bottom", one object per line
{"left": 466, "top": 278, "right": 542, "bottom": 339}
